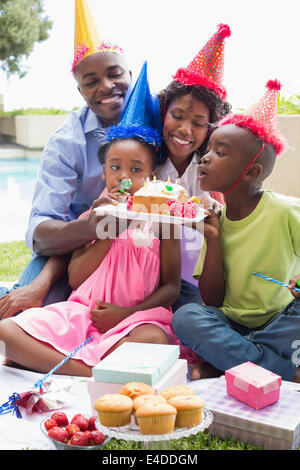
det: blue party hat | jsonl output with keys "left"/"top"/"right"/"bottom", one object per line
{"left": 105, "top": 61, "right": 162, "bottom": 147}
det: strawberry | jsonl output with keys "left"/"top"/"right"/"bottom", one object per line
{"left": 51, "top": 411, "right": 69, "bottom": 427}
{"left": 48, "top": 426, "right": 69, "bottom": 443}
{"left": 70, "top": 431, "right": 89, "bottom": 446}
{"left": 71, "top": 414, "right": 89, "bottom": 431}
{"left": 44, "top": 418, "right": 57, "bottom": 431}
{"left": 87, "top": 415, "right": 97, "bottom": 431}
{"left": 86, "top": 430, "right": 106, "bottom": 446}
{"left": 66, "top": 423, "right": 80, "bottom": 437}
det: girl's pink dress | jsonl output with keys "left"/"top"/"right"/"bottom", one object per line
{"left": 11, "top": 230, "right": 180, "bottom": 367}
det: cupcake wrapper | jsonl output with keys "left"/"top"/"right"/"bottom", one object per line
{"left": 97, "top": 410, "right": 132, "bottom": 427}
{"left": 137, "top": 414, "right": 176, "bottom": 435}
{"left": 175, "top": 409, "right": 203, "bottom": 428}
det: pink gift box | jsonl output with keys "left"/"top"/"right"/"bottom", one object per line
{"left": 225, "top": 362, "right": 282, "bottom": 410}
{"left": 200, "top": 376, "right": 300, "bottom": 450}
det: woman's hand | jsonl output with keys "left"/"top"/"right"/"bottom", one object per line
{"left": 90, "top": 301, "right": 133, "bottom": 333}
{"left": 288, "top": 274, "right": 300, "bottom": 299}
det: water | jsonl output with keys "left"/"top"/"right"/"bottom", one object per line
{"left": 0, "top": 157, "right": 40, "bottom": 242}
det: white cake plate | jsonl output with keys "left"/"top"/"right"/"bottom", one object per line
{"left": 94, "top": 204, "right": 206, "bottom": 225}
{"left": 96, "top": 408, "right": 213, "bottom": 450}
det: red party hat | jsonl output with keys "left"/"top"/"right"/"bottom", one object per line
{"left": 173, "top": 24, "right": 231, "bottom": 99}
{"left": 219, "top": 80, "right": 288, "bottom": 156}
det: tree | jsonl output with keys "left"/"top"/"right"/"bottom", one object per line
{"left": 0, "top": 0, "right": 52, "bottom": 77}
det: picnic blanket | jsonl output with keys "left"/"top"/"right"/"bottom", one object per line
{"left": 0, "top": 357, "right": 219, "bottom": 450}
{"left": 0, "top": 363, "right": 94, "bottom": 450}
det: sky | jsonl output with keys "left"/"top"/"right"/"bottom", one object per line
{"left": 0, "top": 0, "right": 300, "bottom": 113}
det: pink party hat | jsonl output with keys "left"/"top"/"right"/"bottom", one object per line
{"left": 219, "top": 80, "right": 287, "bottom": 156}
{"left": 173, "top": 24, "right": 231, "bottom": 99}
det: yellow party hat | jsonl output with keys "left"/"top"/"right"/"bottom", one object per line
{"left": 72, "top": 0, "right": 124, "bottom": 74}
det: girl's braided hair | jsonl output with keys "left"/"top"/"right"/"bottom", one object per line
{"left": 158, "top": 81, "right": 232, "bottom": 163}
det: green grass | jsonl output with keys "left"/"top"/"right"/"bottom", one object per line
{"left": 0, "top": 240, "right": 32, "bottom": 281}
{"left": 0, "top": 241, "right": 262, "bottom": 451}
{"left": 100, "top": 431, "right": 262, "bottom": 450}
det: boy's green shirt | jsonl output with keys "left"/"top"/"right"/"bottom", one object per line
{"left": 193, "top": 191, "right": 300, "bottom": 328}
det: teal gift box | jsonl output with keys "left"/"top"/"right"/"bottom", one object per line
{"left": 92, "top": 342, "right": 180, "bottom": 385}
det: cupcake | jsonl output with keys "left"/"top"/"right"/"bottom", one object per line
{"left": 120, "top": 382, "right": 156, "bottom": 400}
{"left": 135, "top": 402, "right": 177, "bottom": 435}
{"left": 167, "top": 395, "right": 205, "bottom": 428}
{"left": 132, "top": 394, "right": 167, "bottom": 425}
{"left": 94, "top": 394, "right": 133, "bottom": 427}
{"left": 160, "top": 384, "right": 195, "bottom": 400}
{"left": 133, "top": 394, "right": 167, "bottom": 412}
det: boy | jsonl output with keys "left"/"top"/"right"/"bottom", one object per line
{"left": 0, "top": 0, "right": 131, "bottom": 318}
{"left": 172, "top": 80, "right": 300, "bottom": 382}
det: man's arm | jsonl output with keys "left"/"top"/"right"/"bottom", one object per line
{"left": 0, "top": 255, "right": 70, "bottom": 319}
{"left": 33, "top": 215, "right": 98, "bottom": 257}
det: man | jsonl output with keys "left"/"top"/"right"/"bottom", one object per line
{"left": 0, "top": 0, "right": 132, "bottom": 318}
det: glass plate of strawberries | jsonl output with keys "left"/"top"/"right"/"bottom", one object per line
{"left": 41, "top": 411, "right": 110, "bottom": 450}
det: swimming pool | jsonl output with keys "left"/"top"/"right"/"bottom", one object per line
{"left": 0, "top": 158, "right": 40, "bottom": 201}
{"left": 0, "top": 157, "right": 40, "bottom": 242}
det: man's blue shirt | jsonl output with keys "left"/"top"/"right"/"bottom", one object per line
{"left": 26, "top": 105, "right": 106, "bottom": 252}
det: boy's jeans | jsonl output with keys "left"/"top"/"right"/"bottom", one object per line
{"left": 0, "top": 255, "right": 72, "bottom": 306}
{"left": 172, "top": 299, "right": 300, "bottom": 381}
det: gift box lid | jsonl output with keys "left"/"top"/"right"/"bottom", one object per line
{"left": 201, "top": 376, "right": 300, "bottom": 441}
{"left": 92, "top": 342, "right": 180, "bottom": 385}
{"left": 225, "top": 362, "right": 282, "bottom": 391}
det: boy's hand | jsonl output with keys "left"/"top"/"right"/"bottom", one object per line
{"left": 288, "top": 274, "right": 300, "bottom": 298}
{"left": 90, "top": 301, "right": 133, "bottom": 333}
{"left": 204, "top": 208, "right": 221, "bottom": 241}
{"left": 200, "top": 194, "right": 223, "bottom": 215}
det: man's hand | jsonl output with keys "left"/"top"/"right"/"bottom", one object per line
{"left": 288, "top": 274, "right": 300, "bottom": 299}
{"left": 90, "top": 301, "right": 133, "bottom": 333}
{"left": 0, "top": 283, "right": 47, "bottom": 319}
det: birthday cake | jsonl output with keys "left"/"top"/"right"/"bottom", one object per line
{"left": 131, "top": 178, "right": 198, "bottom": 218}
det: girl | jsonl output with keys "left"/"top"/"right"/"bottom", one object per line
{"left": 0, "top": 136, "right": 181, "bottom": 377}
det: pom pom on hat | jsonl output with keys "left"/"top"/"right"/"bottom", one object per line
{"left": 266, "top": 79, "right": 282, "bottom": 91}
{"left": 218, "top": 79, "right": 288, "bottom": 156}
{"left": 216, "top": 23, "right": 231, "bottom": 38}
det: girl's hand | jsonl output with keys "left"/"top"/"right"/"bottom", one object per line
{"left": 288, "top": 274, "right": 300, "bottom": 298}
{"left": 90, "top": 301, "right": 133, "bottom": 333}
{"left": 108, "top": 187, "right": 131, "bottom": 202}
{"left": 204, "top": 208, "right": 221, "bottom": 241}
